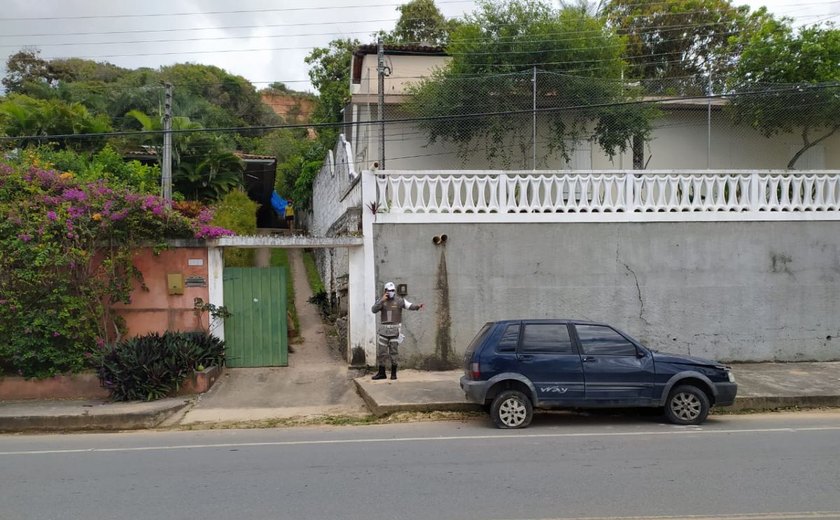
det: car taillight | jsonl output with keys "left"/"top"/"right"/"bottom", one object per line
{"left": 470, "top": 362, "right": 480, "bottom": 379}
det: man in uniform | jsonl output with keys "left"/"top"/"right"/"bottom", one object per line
{"left": 370, "top": 281, "right": 424, "bottom": 380}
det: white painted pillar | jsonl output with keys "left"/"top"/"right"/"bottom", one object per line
{"left": 361, "top": 170, "right": 379, "bottom": 364}
{"left": 207, "top": 246, "right": 225, "bottom": 341}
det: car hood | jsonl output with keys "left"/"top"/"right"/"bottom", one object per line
{"left": 651, "top": 351, "right": 726, "bottom": 369}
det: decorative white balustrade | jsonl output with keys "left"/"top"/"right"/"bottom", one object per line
{"left": 367, "top": 170, "right": 840, "bottom": 222}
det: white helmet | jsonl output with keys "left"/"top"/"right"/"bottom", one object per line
{"left": 384, "top": 281, "right": 396, "bottom": 292}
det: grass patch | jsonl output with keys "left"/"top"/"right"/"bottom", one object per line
{"left": 302, "top": 250, "right": 324, "bottom": 294}
{"left": 270, "top": 249, "right": 299, "bottom": 338}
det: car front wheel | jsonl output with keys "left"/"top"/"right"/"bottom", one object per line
{"left": 665, "top": 385, "right": 710, "bottom": 425}
{"left": 490, "top": 390, "right": 533, "bottom": 429}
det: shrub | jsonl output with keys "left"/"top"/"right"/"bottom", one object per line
{"left": 0, "top": 159, "right": 233, "bottom": 378}
{"left": 98, "top": 331, "right": 225, "bottom": 401}
{"left": 211, "top": 188, "right": 259, "bottom": 267}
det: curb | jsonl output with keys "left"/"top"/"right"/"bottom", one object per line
{"left": 0, "top": 400, "right": 192, "bottom": 433}
{"left": 353, "top": 380, "right": 482, "bottom": 416}
{"left": 727, "top": 395, "right": 840, "bottom": 412}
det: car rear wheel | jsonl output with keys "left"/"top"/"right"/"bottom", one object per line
{"left": 665, "top": 385, "right": 710, "bottom": 425}
{"left": 490, "top": 390, "right": 533, "bottom": 429}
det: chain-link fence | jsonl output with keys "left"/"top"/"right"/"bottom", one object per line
{"left": 350, "top": 70, "right": 840, "bottom": 171}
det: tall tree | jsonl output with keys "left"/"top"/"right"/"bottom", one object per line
{"left": 407, "top": 0, "right": 657, "bottom": 167}
{"left": 390, "top": 0, "right": 452, "bottom": 45}
{"left": 305, "top": 38, "right": 359, "bottom": 132}
{"left": 0, "top": 94, "right": 111, "bottom": 150}
{"left": 727, "top": 19, "right": 840, "bottom": 169}
{"left": 2, "top": 49, "right": 57, "bottom": 95}
{"left": 601, "top": 0, "right": 756, "bottom": 94}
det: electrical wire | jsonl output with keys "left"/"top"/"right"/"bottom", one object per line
{"left": 1, "top": 83, "right": 836, "bottom": 143}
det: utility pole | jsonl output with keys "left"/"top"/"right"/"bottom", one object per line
{"left": 162, "top": 82, "right": 173, "bottom": 206}
{"left": 377, "top": 39, "right": 388, "bottom": 170}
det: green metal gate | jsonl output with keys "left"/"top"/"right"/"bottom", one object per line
{"left": 222, "top": 267, "right": 288, "bottom": 367}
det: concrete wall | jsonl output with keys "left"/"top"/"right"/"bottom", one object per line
{"left": 113, "top": 247, "right": 210, "bottom": 337}
{"left": 350, "top": 105, "right": 840, "bottom": 172}
{"left": 371, "top": 221, "right": 840, "bottom": 364}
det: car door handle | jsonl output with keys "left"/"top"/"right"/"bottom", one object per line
{"left": 582, "top": 356, "right": 597, "bottom": 363}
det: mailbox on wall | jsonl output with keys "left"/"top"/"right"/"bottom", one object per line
{"left": 167, "top": 273, "right": 184, "bottom": 295}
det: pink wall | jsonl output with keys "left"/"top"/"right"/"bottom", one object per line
{"left": 113, "top": 247, "right": 210, "bottom": 337}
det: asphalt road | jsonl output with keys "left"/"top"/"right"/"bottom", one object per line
{"left": 1, "top": 410, "right": 840, "bottom": 520}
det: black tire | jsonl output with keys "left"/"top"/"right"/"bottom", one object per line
{"left": 665, "top": 385, "right": 710, "bottom": 425}
{"left": 490, "top": 390, "right": 533, "bottom": 429}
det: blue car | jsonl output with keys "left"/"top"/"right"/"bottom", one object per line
{"left": 460, "top": 320, "right": 738, "bottom": 428}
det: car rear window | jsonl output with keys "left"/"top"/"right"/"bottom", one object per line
{"left": 497, "top": 324, "right": 520, "bottom": 352}
{"left": 463, "top": 323, "right": 492, "bottom": 360}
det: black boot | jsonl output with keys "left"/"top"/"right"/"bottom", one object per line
{"left": 372, "top": 365, "right": 387, "bottom": 380}
{"left": 390, "top": 365, "right": 398, "bottom": 380}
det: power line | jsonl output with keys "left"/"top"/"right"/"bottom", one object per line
{"left": 2, "top": 83, "right": 836, "bottom": 143}
{"left": 0, "top": 1, "right": 472, "bottom": 22}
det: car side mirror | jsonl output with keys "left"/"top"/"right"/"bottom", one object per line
{"left": 636, "top": 349, "right": 646, "bottom": 358}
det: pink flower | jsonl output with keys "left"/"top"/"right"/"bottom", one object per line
{"left": 62, "top": 188, "right": 87, "bottom": 202}
{"left": 194, "top": 225, "right": 235, "bottom": 239}
{"left": 47, "top": 210, "right": 58, "bottom": 221}
{"left": 18, "top": 233, "right": 32, "bottom": 242}
{"left": 197, "top": 208, "right": 214, "bottom": 224}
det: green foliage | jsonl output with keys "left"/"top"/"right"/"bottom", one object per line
{"left": 27, "top": 145, "right": 159, "bottom": 193}
{"left": 98, "top": 331, "right": 225, "bottom": 401}
{"left": 124, "top": 110, "right": 245, "bottom": 202}
{"left": 303, "top": 250, "right": 333, "bottom": 320}
{"left": 0, "top": 94, "right": 112, "bottom": 150}
{"left": 0, "top": 158, "right": 231, "bottom": 378}
{"left": 1, "top": 49, "right": 57, "bottom": 94}
{"left": 258, "top": 129, "right": 325, "bottom": 212}
{"left": 211, "top": 189, "right": 259, "bottom": 267}
{"left": 727, "top": 19, "right": 840, "bottom": 168}
{"left": 407, "top": 0, "right": 657, "bottom": 167}
{"left": 601, "top": 0, "right": 756, "bottom": 94}
{"left": 270, "top": 249, "right": 298, "bottom": 336}
{"left": 378, "top": 0, "right": 452, "bottom": 46}
{"left": 303, "top": 250, "right": 325, "bottom": 294}
{"left": 305, "top": 38, "right": 359, "bottom": 127}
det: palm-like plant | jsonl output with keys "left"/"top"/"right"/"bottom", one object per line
{"left": 125, "top": 110, "right": 243, "bottom": 202}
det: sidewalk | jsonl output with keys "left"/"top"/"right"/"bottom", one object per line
{"left": 1, "top": 362, "right": 839, "bottom": 433}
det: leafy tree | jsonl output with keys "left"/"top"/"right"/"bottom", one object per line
{"left": 601, "top": 0, "right": 757, "bottom": 94}
{"left": 407, "top": 0, "right": 657, "bottom": 167}
{"left": 726, "top": 19, "right": 840, "bottom": 169}
{"left": 159, "top": 63, "right": 280, "bottom": 129}
{"left": 125, "top": 110, "right": 244, "bottom": 201}
{"left": 305, "top": 38, "right": 359, "bottom": 132}
{"left": 382, "top": 0, "right": 453, "bottom": 46}
{"left": 0, "top": 94, "right": 111, "bottom": 150}
{"left": 1, "top": 49, "right": 57, "bottom": 94}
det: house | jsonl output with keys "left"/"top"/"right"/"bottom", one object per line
{"left": 303, "top": 44, "right": 840, "bottom": 369}
{"left": 346, "top": 44, "right": 839, "bottom": 172}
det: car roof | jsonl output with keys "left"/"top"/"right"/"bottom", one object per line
{"left": 486, "top": 319, "right": 604, "bottom": 326}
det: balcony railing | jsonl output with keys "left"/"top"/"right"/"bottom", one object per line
{"left": 366, "top": 170, "right": 840, "bottom": 222}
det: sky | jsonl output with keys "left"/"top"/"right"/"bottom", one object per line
{"left": 0, "top": 0, "right": 838, "bottom": 94}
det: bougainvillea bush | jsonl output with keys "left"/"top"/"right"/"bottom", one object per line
{"left": 0, "top": 158, "right": 233, "bottom": 378}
